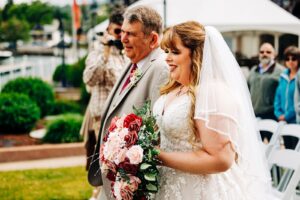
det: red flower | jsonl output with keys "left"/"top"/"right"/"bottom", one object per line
{"left": 108, "top": 116, "right": 119, "bottom": 132}
{"left": 124, "top": 130, "right": 138, "bottom": 148}
{"left": 106, "top": 170, "right": 117, "bottom": 182}
{"left": 103, "top": 132, "right": 109, "bottom": 142}
{"left": 123, "top": 114, "right": 142, "bottom": 131}
{"left": 119, "top": 158, "right": 138, "bottom": 175}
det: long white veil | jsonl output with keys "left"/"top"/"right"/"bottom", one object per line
{"left": 194, "top": 26, "right": 272, "bottom": 199}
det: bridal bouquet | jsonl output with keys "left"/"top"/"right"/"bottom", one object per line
{"left": 100, "top": 101, "right": 160, "bottom": 200}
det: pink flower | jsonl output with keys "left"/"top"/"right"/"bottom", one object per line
{"left": 113, "top": 175, "right": 141, "bottom": 200}
{"left": 108, "top": 116, "right": 119, "bottom": 132}
{"left": 103, "top": 132, "right": 124, "bottom": 162}
{"left": 118, "top": 128, "right": 129, "bottom": 140}
{"left": 126, "top": 145, "right": 144, "bottom": 165}
{"left": 115, "top": 115, "right": 126, "bottom": 129}
{"left": 113, "top": 148, "right": 127, "bottom": 165}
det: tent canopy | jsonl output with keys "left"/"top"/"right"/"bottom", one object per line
{"left": 131, "top": 0, "right": 300, "bottom": 35}
{"left": 92, "top": 0, "right": 300, "bottom": 39}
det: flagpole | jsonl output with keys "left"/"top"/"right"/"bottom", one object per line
{"left": 72, "top": 0, "right": 78, "bottom": 61}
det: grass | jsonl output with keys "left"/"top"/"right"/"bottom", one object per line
{"left": 0, "top": 166, "right": 93, "bottom": 200}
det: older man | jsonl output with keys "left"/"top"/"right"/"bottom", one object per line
{"left": 88, "top": 6, "right": 169, "bottom": 200}
{"left": 248, "top": 42, "right": 284, "bottom": 120}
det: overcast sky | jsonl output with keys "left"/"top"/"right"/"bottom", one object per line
{"left": 0, "top": 0, "right": 107, "bottom": 8}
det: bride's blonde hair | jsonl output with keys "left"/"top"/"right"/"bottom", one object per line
{"left": 160, "top": 21, "right": 206, "bottom": 143}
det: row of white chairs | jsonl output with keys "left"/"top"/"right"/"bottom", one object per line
{"left": 257, "top": 119, "right": 300, "bottom": 200}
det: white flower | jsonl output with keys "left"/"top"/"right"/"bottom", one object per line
{"left": 126, "top": 145, "right": 144, "bottom": 165}
{"left": 129, "top": 68, "right": 142, "bottom": 86}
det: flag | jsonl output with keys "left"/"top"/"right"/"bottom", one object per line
{"left": 72, "top": 0, "right": 81, "bottom": 30}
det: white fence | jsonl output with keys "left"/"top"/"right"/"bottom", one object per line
{"left": 0, "top": 56, "right": 61, "bottom": 91}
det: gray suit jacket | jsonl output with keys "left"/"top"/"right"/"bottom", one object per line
{"left": 88, "top": 48, "right": 169, "bottom": 199}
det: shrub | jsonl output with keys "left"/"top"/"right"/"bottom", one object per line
{"left": 43, "top": 114, "right": 83, "bottom": 143}
{"left": 53, "top": 56, "right": 87, "bottom": 87}
{"left": 52, "top": 64, "right": 72, "bottom": 84}
{"left": 2, "top": 77, "right": 54, "bottom": 117}
{"left": 69, "top": 56, "right": 87, "bottom": 87}
{"left": 50, "top": 100, "right": 82, "bottom": 115}
{"left": 0, "top": 93, "right": 41, "bottom": 133}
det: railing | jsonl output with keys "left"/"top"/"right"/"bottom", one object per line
{"left": 0, "top": 56, "right": 61, "bottom": 91}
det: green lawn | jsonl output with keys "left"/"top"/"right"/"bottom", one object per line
{"left": 0, "top": 166, "right": 93, "bottom": 200}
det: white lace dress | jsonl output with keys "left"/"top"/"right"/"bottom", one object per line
{"left": 152, "top": 94, "right": 255, "bottom": 200}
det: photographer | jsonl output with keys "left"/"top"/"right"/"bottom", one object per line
{"left": 82, "top": 8, "right": 128, "bottom": 200}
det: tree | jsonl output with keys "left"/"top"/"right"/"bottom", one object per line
{"left": 6, "top": 1, "right": 55, "bottom": 29}
{"left": 0, "top": 17, "right": 30, "bottom": 50}
{"left": 2, "top": 0, "right": 13, "bottom": 21}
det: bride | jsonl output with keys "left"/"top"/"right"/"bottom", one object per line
{"left": 153, "top": 21, "right": 273, "bottom": 199}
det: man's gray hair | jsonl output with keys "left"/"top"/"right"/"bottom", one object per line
{"left": 124, "top": 5, "right": 163, "bottom": 35}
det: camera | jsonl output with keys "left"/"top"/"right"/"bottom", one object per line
{"left": 106, "top": 39, "right": 123, "bottom": 50}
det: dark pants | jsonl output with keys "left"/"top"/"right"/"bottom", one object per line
{"left": 85, "top": 130, "right": 96, "bottom": 171}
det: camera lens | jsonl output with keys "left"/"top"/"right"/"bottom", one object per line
{"left": 114, "top": 28, "right": 121, "bottom": 35}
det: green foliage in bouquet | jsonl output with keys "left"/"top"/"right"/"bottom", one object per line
{"left": 2, "top": 77, "right": 54, "bottom": 117}
{"left": 133, "top": 101, "right": 160, "bottom": 195}
{"left": 43, "top": 114, "right": 83, "bottom": 143}
{"left": 0, "top": 93, "right": 40, "bottom": 133}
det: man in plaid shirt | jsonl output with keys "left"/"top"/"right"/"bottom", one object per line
{"left": 82, "top": 9, "right": 128, "bottom": 200}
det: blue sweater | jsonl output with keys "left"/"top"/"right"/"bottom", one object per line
{"left": 274, "top": 69, "right": 296, "bottom": 123}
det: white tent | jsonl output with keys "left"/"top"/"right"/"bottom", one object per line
{"left": 89, "top": 0, "right": 300, "bottom": 54}
{"left": 132, "top": 0, "right": 300, "bottom": 36}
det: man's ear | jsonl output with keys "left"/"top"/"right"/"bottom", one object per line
{"left": 149, "top": 31, "right": 159, "bottom": 49}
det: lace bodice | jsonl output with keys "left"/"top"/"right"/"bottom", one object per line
{"left": 152, "top": 94, "right": 250, "bottom": 200}
{"left": 153, "top": 94, "right": 195, "bottom": 152}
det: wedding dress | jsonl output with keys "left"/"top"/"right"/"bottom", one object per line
{"left": 153, "top": 94, "right": 254, "bottom": 200}
{"left": 152, "top": 26, "right": 274, "bottom": 200}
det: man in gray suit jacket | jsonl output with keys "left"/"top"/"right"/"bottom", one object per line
{"left": 88, "top": 5, "right": 169, "bottom": 200}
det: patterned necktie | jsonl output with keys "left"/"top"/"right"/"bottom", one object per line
{"left": 120, "top": 63, "right": 138, "bottom": 93}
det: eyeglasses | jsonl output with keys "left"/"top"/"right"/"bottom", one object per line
{"left": 285, "top": 57, "right": 297, "bottom": 62}
{"left": 114, "top": 28, "right": 121, "bottom": 35}
{"left": 259, "top": 50, "right": 272, "bottom": 54}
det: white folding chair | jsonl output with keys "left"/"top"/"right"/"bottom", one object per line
{"left": 272, "top": 124, "right": 300, "bottom": 192}
{"left": 268, "top": 149, "right": 300, "bottom": 200}
{"left": 257, "top": 119, "right": 285, "bottom": 158}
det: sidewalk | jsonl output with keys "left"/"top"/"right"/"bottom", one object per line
{"left": 0, "top": 155, "right": 86, "bottom": 171}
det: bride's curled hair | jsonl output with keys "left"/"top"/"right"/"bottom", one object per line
{"left": 160, "top": 21, "right": 205, "bottom": 143}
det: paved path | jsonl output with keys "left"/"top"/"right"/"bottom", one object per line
{"left": 0, "top": 155, "right": 85, "bottom": 171}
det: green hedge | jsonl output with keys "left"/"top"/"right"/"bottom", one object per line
{"left": 0, "top": 93, "right": 40, "bottom": 133}
{"left": 52, "top": 64, "right": 72, "bottom": 84}
{"left": 43, "top": 114, "right": 83, "bottom": 143}
{"left": 2, "top": 77, "right": 54, "bottom": 117}
{"left": 50, "top": 100, "right": 82, "bottom": 115}
{"left": 52, "top": 56, "right": 87, "bottom": 87}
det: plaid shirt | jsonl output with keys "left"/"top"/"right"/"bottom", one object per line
{"left": 83, "top": 44, "right": 128, "bottom": 118}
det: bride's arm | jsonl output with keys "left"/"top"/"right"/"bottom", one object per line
{"left": 157, "top": 119, "right": 236, "bottom": 174}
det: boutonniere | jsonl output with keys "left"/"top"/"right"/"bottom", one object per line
{"left": 129, "top": 68, "right": 142, "bottom": 86}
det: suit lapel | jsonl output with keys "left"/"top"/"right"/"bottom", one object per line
{"left": 99, "top": 62, "right": 131, "bottom": 129}
{"left": 105, "top": 48, "right": 163, "bottom": 119}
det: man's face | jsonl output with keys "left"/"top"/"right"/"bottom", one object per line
{"left": 259, "top": 43, "right": 276, "bottom": 66}
{"left": 121, "top": 20, "right": 153, "bottom": 63}
{"left": 107, "top": 23, "right": 122, "bottom": 40}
